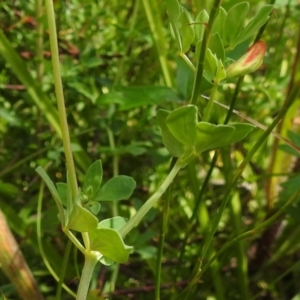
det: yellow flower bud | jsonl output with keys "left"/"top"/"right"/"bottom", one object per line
{"left": 226, "top": 41, "right": 266, "bottom": 79}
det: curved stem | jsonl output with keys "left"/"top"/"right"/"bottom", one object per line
{"left": 202, "top": 81, "right": 218, "bottom": 122}
{"left": 119, "top": 159, "right": 183, "bottom": 238}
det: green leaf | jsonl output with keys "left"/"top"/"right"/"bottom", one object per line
{"left": 0, "top": 107, "right": 21, "bottom": 126}
{"left": 165, "top": 0, "right": 180, "bottom": 23}
{"left": 99, "top": 257, "right": 115, "bottom": 266}
{"left": 97, "top": 86, "right": 180, "bottom": 110}
{"left": 83, "top": 160, "right": 103, "bottom": 197}
{"left": 56, "top": 183, "right": 67, "bottom": 206}
{"left": 95, "top": 176, "right": 136, "bottom": 202}
{"left": 84, "top": 201, "right": 101, "bottom": 215}
{"left": 178, "top": 6, "right": 195, "bottom": 53}
{"left": 157, "top": 109, "right": 185, "bottom": 157}
{"left": 36, "top": 166, "right": 67, "bottom": 226}
{"left": 195, "top": 122, "right": 254, "bottom": 153}
{"left": 166, "top": 105, "right": 198, "bottom": 148}
{"left": 36, "top": 167, "right": 61, "bottom": 203}
{"left": 196, "top": 122, "right": 235, "bottom": 152}
{"left": 67, "top": 203, "right": 98, "bottom": 232}
{"left": 124, "top": 142, "right": 151, "bottom": 156}
{"left": 236, "top": 5, "right": 273, "bottom": 45}
{"left": 203, "top": 49, "right": 219, "bottom": 83}
{"left": 165, "top": 0, "right": 182, "bottom": 50}
{"left": 211, "top": 6, "right": 227, "bottom": 36}
{"left": 224, "top": 123, "right": 255, "bottom": 145}
{"left": 98, "top": 216, "right": 127, "bottom": 231}
{"left": 193, "top": 9, "right": 209, "bottom": 44}
{"left": 209, "top": 33, "right": 225, "bottom": 62}
{"left": 176, "top": 57, "right": 194, "bottom": 100}
{"left": 89, "top": 227, "right": 132, "bottom": 263}
{"left": 288, "top": 130, "right": 300, "bottom": 146}
{"left": 67, "top": 80, "right": 99, "bottom": 103}
{"left": 224, "top": 2, "right": 250, "bottom": 48}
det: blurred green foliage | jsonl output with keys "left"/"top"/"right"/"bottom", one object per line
{"left": 1, "top": 0, "right": 300, "bottom": 299}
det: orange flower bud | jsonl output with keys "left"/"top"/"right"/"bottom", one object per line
{"left": 226, "top": 41, "right": 266, "bottom": 79}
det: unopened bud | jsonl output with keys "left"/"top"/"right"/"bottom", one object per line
{"left": 226, "top": 41, "right": 266, "bottom": 79}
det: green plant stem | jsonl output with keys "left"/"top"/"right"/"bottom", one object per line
{"left": 45, "top": 0, "right": 78, "bottom": 197}
{"left": 155, "top": 159, "right": 176, "bottom": 299}
{"left": 229, "top": 192, "right": 249, "bottom": 300}
{"left": 55, "top": 240, "right": 73, "bottom": 300}
{"left": 113, "top": 0, "right": 139, "bottom": 86}
{"left": 190, "top": 0, "right": 221, "bottom": 106}
{"left": 223, "top": 76, "right": 244, "bottom": 124}
{"left": 76, "top": 252, "right": 99, "bottom": 300}
{"left": 36, "top": 181, "right": 76, "bottom": 298}
{"left": 106, "top": 126, "right": 119, "bottom": 212}
{"left": 106, "top": 126, "right": 120, "bottom": 292}
{"left": 64, "top": 229, "right": 86, "bottom": 254}
{"left": 202, "top": 81, "right": 218, "bottom": 121}
{"left": 142, "top": 0, "right": 173, "bottom": 87}
{"left": 180, "top": 53, "right": 196, "bottom": 72}
{"left": 119, "top": 159, "right": 183, "bottom": 238}
{"left": 45, "top": 0, "right": 91, "bottom": 257}
{"left": 36, "top": 0, "right": 44, "bottom": 83}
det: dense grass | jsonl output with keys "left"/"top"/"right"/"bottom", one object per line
{"left": 1, "top": 0, "right": 300, "bottom": 299}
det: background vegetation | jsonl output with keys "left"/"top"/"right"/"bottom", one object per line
{"left": 0, "top": 0, "right": 300, "bottom": 299}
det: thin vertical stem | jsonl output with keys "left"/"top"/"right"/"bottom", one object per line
{"left": 142, "top": 0, "right": 173, "bottom": 87}
{"left": 44, "top": 0, "right": 78, "bottom": 197}
{"left": 190, "top": 0, "right": 221, "bottom": 106}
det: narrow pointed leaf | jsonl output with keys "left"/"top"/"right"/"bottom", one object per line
{"left": 236, "top": 5, "right": 273, "bottom": 45}
{"left": 56, "top": 183, "right": 67, "bottom": 206}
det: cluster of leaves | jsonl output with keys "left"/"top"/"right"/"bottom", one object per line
{"left": 37, "top": 160, "right": 135, "bottom": 264}
{"left": 157, "top": 104, "right": 254, "bottom": 163}
{"left": 166, "top": 0, "right": 273, "bottom": 85}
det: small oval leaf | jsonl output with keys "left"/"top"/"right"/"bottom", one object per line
{"left": 95, "top": 176, "right": 136, "bottom": 202}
